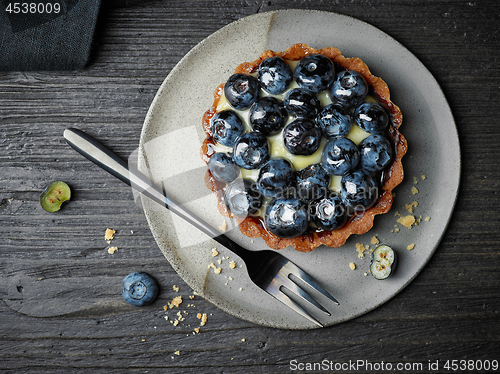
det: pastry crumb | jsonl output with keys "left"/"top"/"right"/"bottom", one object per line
{"left": 189, "top": 295, "right": 195, "bottom": 300}
{"left": 349, "top": 262, "right": 356, "bottom": 270}
{"left": 355, "top": 243, "right": 366, "bottom": 258}
{"left": 371, "top": 236, "right": 379, "bottom": 245}
{"left": 107, "top": 246, "right": 118, "bottom": 254}
{"left": 173, "top": 285, "right": 180, "bottom": 292}
{"left": 197, "top": 313, "right": 208, "bottom": 326}
{"left": 411, "top": 186, "right": 419, "bottom": 195}
{"left": 407, "top": 243, "right": 415, "bottom": 250}
{"left": 219, "top": 220, "right": 228, "bottom": 232}
{"left": 194, "top": 327, "right": 200, "bottom": 334}
{"left": 421, "top": 175, "right": 427, "bottom": 180}
{"left": 424, "top": 216, "right": 431, "bottom": 222}
{"left": 171, "top": 296, "right": 182, "bottom": 307}
{"left": 397, "top": 215, "right": 416, "bottom": 228}
{"left": 413, "top": 176, "right": 419, "bottom": 185}
{"left": 229, "top": 261, "right": 237, "bottom": 269}
{"left": 105, "top": 228, "right": 115, "bottom": 242}
{"left": 405, "top": 201, "right": 419, "bottom": 213}
{"left": 241, "top": 338, "right": 246, "bottom": 342}
{"left": 174, "top": 350, "right": 180, "bottom": 356}
{"left": 211, "top": 248, "right": 219, "bottom": 257}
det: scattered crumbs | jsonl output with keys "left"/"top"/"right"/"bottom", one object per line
{"left": 411, "top": 186, "right": 419, "bottom": 195}
{"left": 164, "top": 316, "right": 169, "bottom": 321}
{"left": 105, "top": 228, "right": 115, "bottom": 243}
{"left": 198, "top": 313, "right": 207, "bottom": 326}
{"left": 173, "top": 285, "right": 180, "bottom": 292}
{"left": 349, "top": 262, "right": 356, "bottom": 270}
{"left": 174, "top": 350, "right": 180, "bottom": 356}
{"left": 407, "top": 243, "right": 415, "bottom": 250}
{"left": 421, "top": 175, "right": 427, "bottom": 180}
{"left": 405, "top": 201, "right": 419, "bottom": 213}
{"left": 413, "top": 176, "right": 419, "bottom": 185}
{"left": 163, "top": 305, "right": 169, "bottom": 312}
{"left": 171, "top": 296, "right": 183, "bottom": 308}
{"left": 172, "top": 320, "right": 179, "bottom": 326}
{"left": 107, "top": 246, "right": 118, "bottom": 254}
{"left": 211, "top": 248, "right": 219, "bottom": 257}
{"left": 355, "top": 243, "right": 366, "bottom": 258}
{"left": 241, "top": 338, "right": 246, "bottom": 342}
{"left": 141, "top": 339, "right": 145, "bottom": 342}
{"left": 424, "top": 216, "right": 431, "bottom": 222}
{"left": 219, "top": 220, "right": 228, "bottom": 232}
{"left": 395, "top": 228, "right": 400, "bottom": 233}
{"left": 208, "top": 262, "right": 222, "bottom": 274}
{"left": 371, "top": 236, "right": 379, "bottom": 245}
{"left": 397, "top": 215, "right": 416, "bottom": 229}
{"left": 229, "top": 261, "right": 237, "bottom": 269}
{"left": 394, "top": 211, "right": 401, "bottom": 217}
{"left": 189, "top": 295, "right": 195, "bottom": 300}
{"left": 217, "top": 259, "right": 222, "bottom": 265}
{"left": 194, "top": 327, "right": 200, "bottom": 334}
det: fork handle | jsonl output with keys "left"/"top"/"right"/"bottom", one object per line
{"left": 63, "top": 128, "right": 252, "bottom": 260}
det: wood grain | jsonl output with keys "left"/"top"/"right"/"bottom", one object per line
{"left": 1, "top": 0, "right": 499, "bottom": 372}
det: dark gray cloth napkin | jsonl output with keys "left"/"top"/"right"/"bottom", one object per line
{"left": 0, "top": 0, "right": 150, "bottom": 71}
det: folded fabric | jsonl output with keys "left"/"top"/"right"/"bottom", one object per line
{"left": 0, "top": 0, "right": 152, "bottom": 71}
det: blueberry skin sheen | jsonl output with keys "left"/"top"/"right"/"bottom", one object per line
{"left": 208, "top": 152, "right": 240, "bottom": 183}
{"left": 294, "top": 54, "right": 335, "bottom": 94}
{"left": 257, "top": 158, "right": 296, "bottom": 198}
{"left": 258, "top": 57, "right": 293, "bottom": 95}
{"left": 296, "top": 163, "right": 331, "bottom": 200}
{"left": 316, "top": 103, "right": 353, "bottom": 138}
{"left": 341, "top": 169, "right": 379, "bottom": 210}
{"left": 211, "top": 110, "right": 245, "bottom": 147}
{"left": 265, "top": 197, "right": 310, "bottom": 238}
{"left": 224, "top": 73, "right": 260, "bottom": 110}
{"left": 232, "top": 132, "right": 270, "bottom": 170}
{"left": 330, "top": 70, "right": 368, "bottom": 108}
{"left": 224, "top": 178, "right": 263, "bottom": 217}
{"left": 359, "top": 134, "right": 394, "bottom": 173}
{"left": 312, "top": 192, "right": 348, "bottom": 231}
{"left": 249, "top": 97, "right": 288, "bottom": 136}
{"left": 322, "top": 137, "right": 360, "bottom": 176}
{"left": 354, "top": 102, "right": 390, "bottom": 134}
{"left": 284, "top": 88, "right": 322, "bottom": 119}
{"left": 122, "top": 272, "right": 159, "bottom": 307}
{"left": 283, "top": 119, "right": 323, "bottom": 156}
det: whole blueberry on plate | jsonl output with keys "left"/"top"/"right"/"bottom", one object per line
{"left": 354, "top": 102, "right": 390, "bottom": 134}
{"left": 340, "top": 169, "right": 379, "bottom": 210}
{"left": 311, "top": 192, "right": 347, "bottom": 231}
{"left": 208, "top": 152, "right": 240, "bottom": 183}
{"left": 211, "top": 110, "right": 245, "bottom": 147}
{"left": 359, "top": 134, "right": 393, "bottom": 173}
{"left": 283, "top": 119, "right": 322, "bottom": 156}
{"left": 258, "top": 56, "right": 293, "bottom": 95}
{"left": 224, "top": 73, "right": 260, "bottom": 110}
{"left": 122, "top": 271, "right": 159, "bottom": 307}
{"left": 316, "top": 103, "right": 353, "bottom": 138}
{"left": 264, "top": 197, "right": 310, "bottom": 238}
{"left": 284, "top": 88, "right": 322, "bottom": 119}
{"left": 224, "top": 178, "right": 263, "bottom": 217}
{"left": 322, "top": 137, "right": 360, "bottom": 176}
{"left": 330, "top": 70, "right": 368, "bottom": 108}
{"left": 233, "top": 131, "right": 270, "bottom": 169}
{"left": 294, "top": 54, "right": 335, "bottom": 94}
{"left": 296, "top": 163, "right": 330, "bottom": 200}
{"left": 257, "top": 158, "right": 296, "bottom": 198}
{"left": 250, "top": 96, "right": 288, "bottom": 136}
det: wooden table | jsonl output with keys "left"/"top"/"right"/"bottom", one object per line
{"left": 1, "top": 1, "right": 499, "bottom": 372}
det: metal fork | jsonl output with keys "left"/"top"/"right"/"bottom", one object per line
{"left": 63, "top": 128, "right": 339, "bottom": 327}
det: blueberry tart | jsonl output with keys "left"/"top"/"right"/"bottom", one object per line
{"left": 201, "top": 44, "right": 407, "bottom": 252}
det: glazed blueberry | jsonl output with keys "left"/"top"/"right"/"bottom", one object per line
{"left": 284, "top": 88, "right": 322, "bottom": 119}
{"left": 311, "top": 192, "right": 347, "bottom": 231}
{"left": 249, "top": 97, "right": 288, "bottom": 136}
{"left": 224, "top": 178, "right": 263, "bottom": 217}
{"left": 258, "top": 57, "right": 293, "bottom": 95}
{"left": 208, "top": 152, "right": 240, "bottom": 183}
{"left": 283, "top": 119, "right": 322, "bottom": 156}
{"left": 316, "top": 103, "right": 353, "bottom": 138}
{"left": 257, "top": 158, "right": 296, "bottom": 198}
{"left": 265, "top": 197, "right": 310, "bottom": 238}
{"left": 294, "top": 54, "right": 335, "bottom": 94}
{"left": 296, "top": 163, "right": 330, "bottom": 200}
{"left": 233, "top": 132, "right": 270, "bottom": 170}
{"left": 122, "top": 272, "right": 159, "bottom": 307}
{"left": 211, "top": 110, "right": 245, "bottom": 147}
{"left": 354, "top": 102, "right": 389, "bottom": 134}
{"left": 330, "top": 70, "right": 368, "bottom": 108}
{"left": 359, "top": 134, "right": 394, "bottom": 173}
{"left": 224, "top": 73, "right": 260, "bottom": 110}
{"left": 340, "top": 169, "right": 379, "bottom": 210}
{"left": 322, "top": 137, "right": 360, "bottom": 176}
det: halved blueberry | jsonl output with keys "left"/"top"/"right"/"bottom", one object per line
{"left": 370, "top": 245, "right": 397, "bottom": 280}
{"left": 224, "top": 73, "right": 260, "bottom": 110}
{"left": 354, "top": 102, "right": 389, "bottom": 134}
{"left": 211, "top": 110, "right": 245, "bottom": 147}
{"left": 322, "top": 137, "right": 360, "bottom": 176}
{"left": 257, "top": 158, "right": 296, "bottom": 198}
{"left": 284, "top": 88, "right": 322, "bottom": 119}
{"left": 122, "top": 272, "right": 159, "bottom": 307}
{"left": 340, "top": 169, "right": 379, "bottom": 210}
{"left": 250, "top": 96, "right": 288, "bottom": 136}
{"left": 208, "top": 152, "right": 240, "bottom": 183}
{"left": 316, "top": 103, "right": 353, "bottom": 138}
{"left": 232, "top": 132, "right": 270, "bottom": 170}
{"left": 258, "top": 56, "right": 293, "bottom": 95}
{"left": 330, "top": 70, "right": 368, "bottom": 108}
{"left": 294, "top": 54, "right": 335, "bottom": 94}
{"left": 296, "top": 163, "right": 330, "bottom": 200}
{"left": 224, "top": 178, "right": 263, "bottom": 217}
{"left": 283, "top": 119, "right": 322, "bottom": 156}
{"left": 264, "top": 197, "right": 310, "bottom": 238}
{"left": 359, "top": 134, "right": 393, "bottom": 173}
{"left": 311, "top": 192, "right": 347, "bottom": 231}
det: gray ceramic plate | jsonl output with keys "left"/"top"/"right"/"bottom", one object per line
{"left": 138, "top": 9, "right": 460, "bottom": 329}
